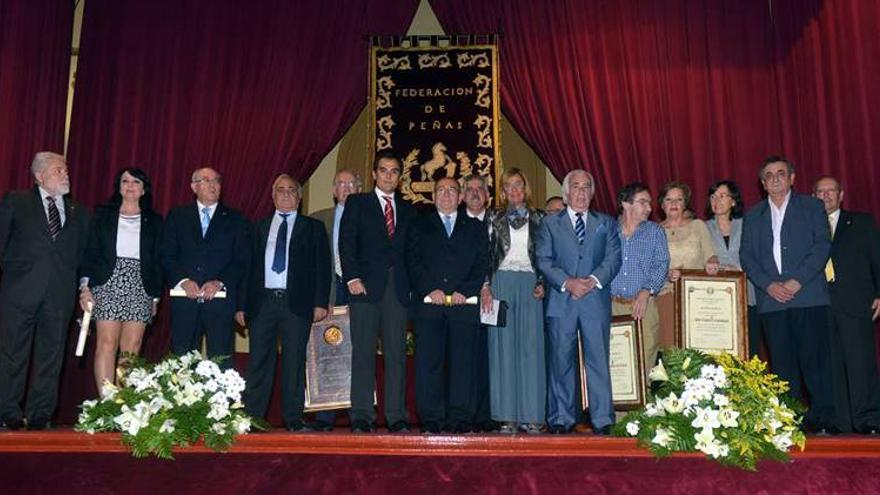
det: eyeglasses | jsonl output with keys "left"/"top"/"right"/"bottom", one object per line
{"left": 436, "top": 186, "right": 460, "bottom": 194}
{"left": 193, "top": 177, "right": 221, "bottom": 185}
{"left": 335, "top": 181, "right": 357, "bottom": 188}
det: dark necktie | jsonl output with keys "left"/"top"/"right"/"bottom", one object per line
{"left": 272, "top": 213, "right": 290, "bottom": 274}
{"left": 383, "top": 196, "right": 395, "bottom": 239}
{"left": 575, "top": 212, "right": 585, "bottom": 244}
{"left": 46, "top": 196, "right": 61, "bottom": 240}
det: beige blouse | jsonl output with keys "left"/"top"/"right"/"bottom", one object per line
{"left": 660, "top": 219, "right": 717, "bottom": 294}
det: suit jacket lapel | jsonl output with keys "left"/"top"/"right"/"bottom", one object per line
{"left": 30, "top": 188, "right": 51, "bottom": 238}
{"left": 290, "top": 213, "right": 306, "bottom": 257}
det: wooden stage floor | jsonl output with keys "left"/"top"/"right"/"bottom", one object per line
{"left": 1, "top": 428, "right": 879, "bottom": 458}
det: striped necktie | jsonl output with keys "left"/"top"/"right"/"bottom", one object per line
{"left": 383, "top": 196, "right": 395, "bottom": 239}
{"left": 46, "top": 196, "right": 61, "bottom": 240}
{"left": 575, "top": 212, "right": 585, "bottom": 244}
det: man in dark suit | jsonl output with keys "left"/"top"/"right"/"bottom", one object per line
{"left": 339, "top": 151, "right": 415, "bottom": 433}
{"left": 408, "top": 177, "right": 488, "bottom": 433}
{"left": 236, "top": 175, "right": 329, "bottom": 431}
{"left": 814, "top": 176, "right": 880, "bottom": 434}
{"left": 0, "top": 152, "right": 90, "bottom": 430}
{"left": 537, "top": 170, "right": 621, "bottom": 435}
{"left": 741, "top": 156, "right": 836, "bottom": 433}
{"left": 308, "top": 168, "right": 361, "bottom": 431}
{"left": 160, "top": 167, "right": 250, "bottom": 366}
{"left": 459, "top": 174, "right": 495, "bottom": 432}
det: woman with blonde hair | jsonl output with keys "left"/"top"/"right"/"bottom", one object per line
{"left": 480, "top": 168, "right": 546, "bottom": 434}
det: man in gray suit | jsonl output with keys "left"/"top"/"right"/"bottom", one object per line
{"left": 308, "top": 168, "right": 361, "bottom": 430}
{"left": 741, "top": 155, "right": 836, "bottom": 434}
{"left": 0, "top": 152, "right": 90, "bottom": 430}
{"left": 537, "top": 170, "right": 621, "bottom": 435}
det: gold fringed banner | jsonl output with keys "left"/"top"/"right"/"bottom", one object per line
{"left": 369, "top": 38, "right": 501, "bottom": 206}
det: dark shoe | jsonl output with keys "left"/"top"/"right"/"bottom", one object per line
{"left": 593, "top": 425, "right": 613, "bottom": 435}
{"left": 804, "top": 421, "right": 840, "bottom": 436}
{"left": 573, "top": 423, "right": 591, "bottom": 434}
{"left": 476, "top": 420, "right": 499, "bottom": 433}
{"left": 856, "top": 423, "right": 880, "bottom": 435}
{"left": 286, "top": 420, "right": 314, "bottom": 432}
{"left": 0, "top": 417, "right": 22, "bottom": 431}
{"left": 387, "top": 420, "right": 410, "bottom": 433}
{"left": 421, "top": 422, "right": 442, "bottom": 434}
{"left": 350, "top": 419, "right": 374, "bottom": 433}
{"left": 26, "top": 418, "right": 52, "bottom": 431}
{"left": 451, "top": 422, "right": 473, "bottom": 434}
{"left": 308, "top": 420, "right": 335, "bottom": 432}
{"left": 548, "top": 425, "right": 571, "bottom": 434}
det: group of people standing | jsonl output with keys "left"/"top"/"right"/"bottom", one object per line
{"left": 0, "top": 151, "right": 878, "bottom": 437}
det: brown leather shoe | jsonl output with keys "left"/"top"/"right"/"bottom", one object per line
{"left": 574, "top": 423, "right": 591, "bottom": 434}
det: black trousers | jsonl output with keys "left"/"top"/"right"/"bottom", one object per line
{"left": 243, "top": 291, "right": 311, "bottom": 425}
{"left": 349, "top": 273, "right": 408, "bottom": 425}
{"left": 0, "top": 294, "right": 72, "bottom": 422}
{"left": 828, "top": 306, "right": 880, "bottom": 432}
{"left": 416, "top": 308, "right": 480, "bottom": 427}
{"left": 470, "top": 324, "right": 492, "bottom": 425}
{"left": 170, "top": 297, "right": 235, "bottom": 368}
{"left": 762, "top": 305, "right": 835, "bottom": 425}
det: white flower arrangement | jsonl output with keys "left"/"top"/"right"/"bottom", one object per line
{"left": 76, "top": 351, "right": 254, "bottom": 459}
{"left": 614, "top": 348, "right": 806, "bottom": 470}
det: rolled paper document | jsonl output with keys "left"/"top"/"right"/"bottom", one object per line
{"left": 75, "top": 301, "right": 94, "bottom": 357}
{"left": 169, "top": 288, "right": 227, "bottom": 299}
{"left": 422, "top": 295, "right": 479, "bottom": 305}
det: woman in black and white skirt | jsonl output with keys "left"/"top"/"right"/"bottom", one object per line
{"left": 80, "top": 168, "right": 163, "bottom": 394}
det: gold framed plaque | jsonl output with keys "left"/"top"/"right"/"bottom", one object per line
{"left": 674, "top": 269, "right": 748, "bottom": 359}
{"left": 578, "top": 316, "right": 647, "bottom": 410}
{"left": 304, "top": 306, "right": 354, "bottom": 412}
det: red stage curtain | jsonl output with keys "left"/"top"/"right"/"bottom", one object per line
{"left": 0, "top": 0, "right": 73, "bottom": 190}
{"left": 56, "top": 0, "right": 419, "bottom": 423}
{"left": 67, "top": 0, "right": 419, "bottom": 217}
{"left": 772, "top": 0, "right": 880, "bottom": 216}
{"left": 430, "top": 0, "right": 880, "bottom": 217}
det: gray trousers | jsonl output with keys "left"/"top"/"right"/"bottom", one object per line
{"left": 348, "top": 271, "right": 408, "bottom": 425}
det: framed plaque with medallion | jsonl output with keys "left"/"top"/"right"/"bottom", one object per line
{"left": 304, "top": 306, "right": 354, "bottom": 412}
{"left": 578, "top": 316, "right": 647, "bottom": 410}
{"left": 674, "top": 269, "right": 748, "bottom": 359}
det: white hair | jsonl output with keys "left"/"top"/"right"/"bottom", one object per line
{"left": 561, "top": 169, "right": 594, "bottom": 203}
{"left": 191, "top": 167, "right": 222, "bottom": 183}
{"left": 30, "top": 152, "right": 65, "bottom": 177}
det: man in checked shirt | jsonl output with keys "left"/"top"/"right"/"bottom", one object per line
{"left": 610, "top": 183, "right": 670, "bottom": 377}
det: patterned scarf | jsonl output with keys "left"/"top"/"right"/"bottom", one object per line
{"left": 507, "top": 206, "right": 529, "bottom": 229}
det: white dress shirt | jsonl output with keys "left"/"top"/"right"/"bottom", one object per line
{"left": 264, "top": 210, "right": 297, "bottom": 289}
{"left": 38, "top": 186, "right": 65, "bottom": 226}
{"left": 374, "top": 187, "right": 396, "bottom": 223}
{"left": 828, "top": 208, "right": 840, "bottom": 238}
{"left": 769, "top": 191, "right": 791, "bottom": 275}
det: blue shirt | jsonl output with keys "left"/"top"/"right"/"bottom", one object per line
{"left": 333, "top": 203, "right": 344, "bottom": 276}
{"left": 610, "top": 219, "right": 670, "bottom": 298}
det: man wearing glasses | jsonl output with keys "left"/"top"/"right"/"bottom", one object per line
{"left": 307, "top": 169, "right": 362, "bottom": 431}
{"left": 610, "top": 183, "right": 670, "bottom": 379}
{"left": 160, "top": 167, "right": 250, "bottom": 366}
{"left": 741, "top": 155, "right": 837, "bottom": 434}
{"left": 339, "top": 152, "right": 416, "bottom": 433}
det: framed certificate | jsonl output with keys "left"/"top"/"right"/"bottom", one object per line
{"left": 674, "top": 269, "right": 748, "bottom": 359}
{"left": 578, "top": 316, "right": 647, "bottom": 410}
{"left": 304, "top": 306, "right": 354, "bottom": 412}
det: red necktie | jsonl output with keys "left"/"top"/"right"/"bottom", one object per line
{"left": 383, "top": 195, "right": 395, "bottom": 239}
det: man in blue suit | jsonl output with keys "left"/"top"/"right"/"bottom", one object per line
{"left": 537, "top": 170, "right": 621, "bottom": 435}
{"left": 741, "top": 155, "right": 836, "bottom": 434}
{"left": 160, "top": 167, "right": 250, "bottom": 366}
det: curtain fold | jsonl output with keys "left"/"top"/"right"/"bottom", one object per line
{"left": 0, "top": 0, "right": 73, "bottom": 190}
{"left": 430, "top": 0, "right": 880, "bottom": 216}
{"left": 66, "top": 0, "right": 419, "bottom": 218}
